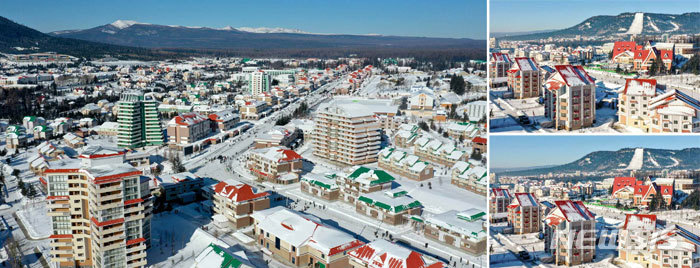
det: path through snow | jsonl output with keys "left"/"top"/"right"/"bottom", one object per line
{"left": 626, "top": 148, "right": 644, "bottom": 170}
{"left": 626, "top": 13, "right": 644, "bottom": 35}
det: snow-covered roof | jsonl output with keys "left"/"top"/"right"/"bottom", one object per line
{"left": 623, "top": 78, "right": 657, "bottom": 96}
{"left": 348, "top": 239, "right": 445, "bottom": 268}
{"left": 250, "top": 146, "right": 302, "bottom": 163}
{"left": 425, "top": 210, "right": 486, "bottom": 241}
{"left": 212, "top": 181, "right": 268, "bottom": 203}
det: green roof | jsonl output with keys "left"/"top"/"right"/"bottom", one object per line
{"left": 347, "top": 167, "right": 395, "bottom": 185}
{"left": 359, "top": 196, "right": 422, "bottom": 213}
{"left": 458, "top": 211, "right": 486, "bottom": 222}
{"left": 206, "top": 243, "right": 243, "bottom": 268}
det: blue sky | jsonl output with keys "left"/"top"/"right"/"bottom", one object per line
{"left": 491, "top": 0, "right": 697, "bottom": 33}
{"left": 491, "top": 135, "right": 700, "bottom": 168}
{"left": 0, "top": 0, "right": 486, "bottom": 39}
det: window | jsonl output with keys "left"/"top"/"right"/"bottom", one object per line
{"left": 275, "top": 237, "right": 281, "bottom": 250}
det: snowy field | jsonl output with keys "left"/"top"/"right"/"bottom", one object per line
{"left": 15, "top": 201, "right": 51, "bottom": 239}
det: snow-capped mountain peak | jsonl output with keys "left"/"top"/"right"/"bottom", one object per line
{"left": 109, "top": 20, "right": 146, "bottom": 29}
{"left": 235, "top": 27, "right": 309, "bottom": 34}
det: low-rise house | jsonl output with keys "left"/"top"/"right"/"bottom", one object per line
{"left": 633, "top": 182, "right": 673, "bottom": 208}
{"left": 240, "top": 100, "right": 269, "bottom": 120}
{"left": 338, "top": 166, "right": 394, "bottom": 204}
{"left": 300, "top": 173, "right": 340, "bottom": 201}
{"left": 543, "top": 200, "right": 596, "bottom": 266}
{"left": 424, "top": 209, "right": 487, "bottom": 255}
{"left": 192, "top": 243, "right": 255, "bottom": 268}
{"left": 208, "top": 109, "right": 240, "bottom": 132}
{"left": 446, "top": 122, "right": 479, "bottom": 140}
{"left": 32, "top": 125, "right": 54, "bottom": 140}
{"left": 247, "top": 146, "right": 303, "bottom": 184}
{"left": 471, "top": 136, "right": 487, "bottom": 154}
{"left": 23, "top": 116, "right": 46, "bottom": 130}
{"left": 413, "top": 136, "right": 467, "bottom": 166}
{"left": 254, "top": 126, "right": 301, "bottom": 149}
{"left": 251, "top": 207, "right": 364, "bottom": 267}
{"left": 348, "top": 240, "right": 445, "bottom": 268}
{"left": 212, "top": 180, "right": 270, "bottom": 229}
{"left": 378, "top": 148, "right": 434, "bottom": 181}
{"left": 356, "top": 189, "right": 422, "bottom": 225}
{"left": 5, "top": 125, "right": 28, "bottom": 149}
{"left": 451, "top": 161, "right": 487, "bottom": 195}
{"left": 507, "top": 193, "right": 542, "bottom": 234}
{"left": 63, "top": 132, "right": 85, "bottom": 148}
{"left": 392, "top": 124, "right": 420, "bottom": 148}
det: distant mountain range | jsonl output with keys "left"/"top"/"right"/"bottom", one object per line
{"left": 499, "top": 148, "right": 700, "bottom": 177}
{"left": 499, "top": 12, "right": 700, "bottom": 41}
{"left": 0, "top": 16, "right": 176, "bottom": 60}
{"left": 48, "top": 19, "right": 482, "bottom": 50}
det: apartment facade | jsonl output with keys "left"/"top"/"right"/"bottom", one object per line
{"left": 648, "top": 89, "right": 700, "bottom": 133}
{"left": 300, "top": 173, "right": 340, "bottom": 201}
{"left": 544, "top": 65, "right": 596, "bottom": 131}
{"left": 312, "top": 101, "right": 382, "bottom": 165}
{"left": 618, "top": 78, "right": 658, "bottom": 131}
{"left": 378, "top": 147, "right": 434, "bottom": 181}
{"left": 490, "top": 52, "right": 513, "bottom": 79}
{"left": 117, "top": 91, "right": 164, "bottom": 148}
{"left": 543, "top": 200, "right": 596, "bottom": 266}
{"left": 247, "top": 146, "right": 303, "bottom": 184}
{"left": 166, "top": 112, "right": 210, "bottom": 145}
{"left": 46, "top": 146, "right": 152, "bottom": 268}
{"left": 212, "top": 181, "right": 270, "bottom": 229}
{"left": 338, "top": 166, "right": 394, "bottom": 204}
{"left": 507, "top": 57, "right": 542, "bottom": 99}
{"left": 618, "top": 214, "right": 658, "bottom": 267}
{"left": 451, "top": 161, "right": 487, "bottom": 196}
{"left": 507, "top": 193, "right": 542, "bottom": 234}
{"left": 413, "top": 136, "right": 467, "bottom": 167}
{"left": 490, "top": 188, "right": 513, "bottom": 223}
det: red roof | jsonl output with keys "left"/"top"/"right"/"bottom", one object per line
{"left": 612, "top": 177, "right": 642, "bottom": 195}
{"left": 623, "top": 78, "right": 657, "bottom": 95}
{"left": 277, "top": 148, "right": 302, "bottom": 162}
{"left": 623, "top": 214, "right": 657, "bottom": 230}
{"left": 213, "top": 181, "right": 269, "bottom": 202}
{"left": 612, "top": 41, "right": 638, "bottom": 59}
{"left": 126, "top": 237, "right": 146, "bottom": 246}
{"left": 472, "top": 137, "right": 487, "bottom": 144}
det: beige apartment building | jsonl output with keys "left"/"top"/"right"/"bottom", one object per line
{"left": 211, "top": 180, "right": 270, "bottom": 229}
{"left": 451, "top": 161, "right": 488, "bottom": 196}
{"left": 490, "top": 188, "right": 513, "bottom": 223}
{"left": 166, "top": 112, "right": 210, "bottom": 145}
{"left": 392, "top": 124, "right": 420, "bottom": 148}
{"left": 251, "top": 207, "right": 364, "bottom": 268}
{"left": 311, "top": 100, "right": 383, "bottom": 165}
{"left": 46, "top": 146, "right": 151, "bottom": 268}
{"left": 648, "top": 89, "right": 700, "bottom": 133}
{"left": 618, "top": 78, "right": 658, "bottom": 131}
{"left": 378, "top": 147, "right": 434, "bottom": 181}
{"left": 490, "top": 52, "right": 513, "bottom": 78}
{"left": 507, "top": 193, "right": 542, "bottom": 234}
{"left": 356, "top": 189, "right": 422, "bottom": 225}
{"left": 507, "top": 57, "right": 543, "bottom": 99}
{"left": 300, "top": 173, "right": 340, "bottom": 201}
{"left": 544, "top": 65, "right": 596, "bottom": 131}
{"left": 544, "top": 200, "right": 596, "bottom": 266}
{"left": 247, "top": 146, "right": 303, "bottom": 184}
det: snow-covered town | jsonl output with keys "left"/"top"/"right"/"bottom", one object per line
{"left": 488, "top": 135, "right": 700, "bottom": 268}
{"left": 488, "top": 11, "right": 700, "bottom": 134}
{"left": 0, "top": 50, "right": 488, "bottom": 268}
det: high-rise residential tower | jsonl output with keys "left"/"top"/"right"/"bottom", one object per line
{"left": 117, "top": 91, "right": 164, "bottom": 148}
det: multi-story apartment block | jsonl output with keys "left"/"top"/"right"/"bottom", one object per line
{"left": 507, "top": 193, "right": 542, "bottom": 234}
{"left": 543, "top": 200, "right": 596, "bottom": 266}
{"left": 408, "top": 89, "right": 435, "bottom": 110}
{"left": 208, "top": 109, "right": 240, "bottom": 132}
{"left": 117, "top": 91, "right": 164, "bottom": 148}
{"left": 618, "top": 79, "right": 658, "bottom": 131}
{"left": 424, "top": 209, "right": 487, "bottom": 255}
{"left": 46, "top": 146, "right": 151, "bottom": 268}
{"left": 249, "top": 71, "right": 270, "bottom": 95}
{"left": 413, "top": 136, "right": 467, "bottom": 166}
{"left": 152, "top": 172, "right": 204, "bottom": 203}
{"left": 378, "top": 147, "right": 434, "bottom": 181}
{"left": 166, "top": 112, "right": 211, "bottom": 145}
{"left": 247, "top": 146, "right": 303, "bottom": 184}
{"left": 490, "top": 188, "right": 513, "bottom": 223}
{"left": 356, "top": 189, "right": 422, "bottom": 225}
{"left": 211, "top": 180, "right": 270, "bottom": 229}
{"left": 312, "top": 101, "right": 382, "bottom": 165}
{"left": 300, "top": 173, "right": 340, "bottom": 201}
{"left": 490, "top": 52, "right": 513, "bottom": 79}
{"left": 648, "top": 89, "right": 700, "bottom": 133}
{"left": 544, "top": 65, "right": 596, "bottom": 131}
{"left": 240, "top": 100, "right": 270, "bottom": 120}
{"left": 251, "top": 207, "right": 364, "bottom": 268}
{"left": 618, "top": 214, "right": 658, "bottom": 266}
{"left": 647, "top": 224, "right": 700, "bottom": 268}
{"left": 445, "top": 122, "right": 480, "bottom": 140}
{"left": 507, "top": 57, "right": 542, "bottom": 99}
{"left": 337, "top": 166, "right": 394, "bottom": 204}
{"left": 451, "top": 161, "right": 487, "bottom": 195}
{"left": 348, "top": 239, "right": 446, "bottom": 268}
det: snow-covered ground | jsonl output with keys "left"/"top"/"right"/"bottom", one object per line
{"left": 15, "top": 201, "right": 51, "bottom": 239}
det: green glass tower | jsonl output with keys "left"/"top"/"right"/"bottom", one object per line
{"left": 117, "top": 91, "right": 164, "bottom": 148}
